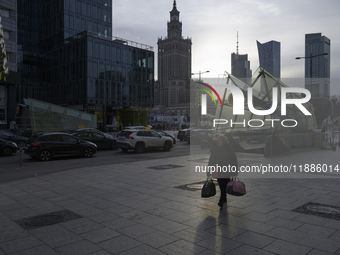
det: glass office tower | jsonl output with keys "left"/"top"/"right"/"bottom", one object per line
{"left": 17, "top": 0, "right": 154, "bottom": 129}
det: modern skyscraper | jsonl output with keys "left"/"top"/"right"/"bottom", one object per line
{"left": 257, "top": 40, "right": 280, "bottom": 78}
{"left": 304, "top": 33, "right": 330, "bottom": 98}
{"left": 157, "top": 0, "right": 192, "bottom": 107}
{"left": 17, "top": 0, "right": 155, "bottom": 128}
{"left": 231, "top": 33, "right": 251, "bottom": 83}
{"left": 0, "top": 0, "right": 20, "bottom": 129}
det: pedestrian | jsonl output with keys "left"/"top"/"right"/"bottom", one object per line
{"left": 119, "top": 123, "right": 123, "bottom": 131}
{"left": 208, "top": 135, "right": 238, "bottom": 208}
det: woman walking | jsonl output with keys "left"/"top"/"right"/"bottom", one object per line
{"left": 208, "top": 135, "right": 238, "bottom": 208}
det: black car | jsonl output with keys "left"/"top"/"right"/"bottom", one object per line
{"left": 0, "top": 130, "right": 28, "bottom": 148}
{"left": 24, "top": 133, "right": 97, "bottom": 161}
{"left": 184, "top": 129, "right": 190, "bottom": 143}
{"left": 177, "top": 129, "right": 190, "bottom": 141}
{"left": 0, "top": 138, "right": 18, "bottom": 156}
{"left": 154, "top": 130, "right": 176, "bottom": 144}
{"left": 70, "top": 130, "right": 117, "bottom": 149}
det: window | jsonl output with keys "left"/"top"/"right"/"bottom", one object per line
{"left": 151, "top": 131, "right": 161, "bottom": 137}
{"left": 61, "top": 135, "right": 78, "bottom": 143}
{"left": 0, "top": 9, "right": 10, "bottom": 18}
{"left": 46, "top": 135, "right": 61, "bottom": 142}
{"left": 136, "top": 131, "right": 150, "bottom": 137}
{"left": 92, "top": 133, "right": 104, "bottom": 139}
{"left": 78, "top": 132, "right": 91, "bottom": 138}
{"left": 3, "top": 30, "right": 10, "bottom": 40}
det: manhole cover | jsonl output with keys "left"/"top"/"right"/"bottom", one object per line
{"left": 147, "top": 164, "right": 184, "bottom": 170}
{"left": 27, "top": 215, "right": 64, "bottom": 227}
{"left": 292, "top": 202, "right": 340, "bottom": 220}
{"left": 306, "top": 205, "right": 340, "bottom": 214}
{"left": 16, "top": 210, "right": 83, "bottom": 230}
{"left": 175, "top": 181, "right": 218, "bottom": 191}
{"left": 186, "top": 184, "right": 204, "bottom": 190}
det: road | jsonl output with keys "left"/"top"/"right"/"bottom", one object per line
{"left": 0, "top": 141, "right": 195, "bottom": 184}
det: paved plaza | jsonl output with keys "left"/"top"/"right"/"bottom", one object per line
{"left": 1, "top": 147, "right": 340, "bottom": 254}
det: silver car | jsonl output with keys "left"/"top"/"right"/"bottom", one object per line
{"left": 116, "top": 129, "right": 173, "bottom": 153}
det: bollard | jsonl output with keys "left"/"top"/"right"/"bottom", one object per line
{"left": 19, "top": 148, "right": 23, "bottom": 166}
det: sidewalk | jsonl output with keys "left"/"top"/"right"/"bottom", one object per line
{"left": 1, "top": 150, "right": 340, "bottom": 254}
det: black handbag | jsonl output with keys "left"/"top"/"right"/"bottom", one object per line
{"left": 201, "top": 177, "right": 216, "bottom": 198}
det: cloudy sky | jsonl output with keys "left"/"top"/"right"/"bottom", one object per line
{"left": 113, "top": 0, "right": 340, "bottom": 94}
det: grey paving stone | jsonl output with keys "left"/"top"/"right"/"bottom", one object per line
{"left": 228, "top": 244, "right": 276, "bottom": 255}
{"left": 85, "top": 211, "right": 119, "bottom": 223}
{"left": 323, "top": 219, "right": 340, "bottom": 230}
{"left": 329, "top": 230, "right": 340, "bottom": 241}
{"left": 296, "top": 223, "right": 336, "bottom": 238}
{"left": 265, "top": 226, "right": 306, "bottom": 243}
{"left": 118, "top": 244, "right": 166, "bottom": 255}
{"left": 205, "top": 224, "right": 246, "bottom": 239}
{"left": 172, "top": 227, "right": 215, "bottom": 243}
{"left": 0, "top": 228, "right": 30, "bottom": 243}
{"left": 308, "top": 249, "right": 334, "bottom": 255}
{"left": 243, "top": 211, "right": 277, "bottom": 222}
{"left": 267, "top": 217, "right": 304, "bottom": 230}
{"left": 86, "top": 250, "right": 112, "bottom": 255}
{"left": 9, "top": 245, "right": 59, "bottom": 255}
{"left": 0, "top": 219, "right": 22, "bottom": 232}
{"left": 0, "top": 235, "right": 43, "bottom": 254}
{"left": 196, "top": 249, "right": 222, "bottom": 255}
{"left": 61, "top": 218, "right": 103, "bottom": 234}
{"left": 264, "top": 240, "right": 312, "bottom": 255}
{"left": 81, "top": 227, "right": 121, "bottom": 243}
{"left": 101, "top": 217, "right": 137, "bottom": 230}
{"left": 266, "top": 209, "right": 301, "bottom": 220}
{"left": 151, "top": 220, "right": 189, "bottom": 234}
{"left": 297, "top": 235, "right": 340, "bottom": 253}
{"left": 3, "top": 207, "right": 39, "bottom": 220}
{"left": 234, "top": 219, "right": 276, "bottom": 234}
{"left": 195, "top": 235, "right": 242, "bottom": 254}
{"left": 159, "top": 239, "right": 206, "bottom": 255}
{"left": 293, "top": 214, "right": 331, "bottom": 226}
{"left": 162, "top": 211, "right": 197, "bottom": 223}
{"left": 231, "top": 231, "right": 276, "bottom": 249}
{"left": 132, "top": 214, "right": 168, "bottom": 226}
{"left": 29, "top": 225, "right": 83, "bottom": 248}
{"left": 183, "top": 217, "right": 218, "bottom": 230}
{"left": 98, "top": 235, "right": 142, "bottom": 254}
{"left": 117, "top": 224, "right": 156, "bottom": 238}
{"left": 55, "top": 239, "right": 102, "bottom": 255}
{"left": 135, "top": 231, "right": 180, "bottom": 248}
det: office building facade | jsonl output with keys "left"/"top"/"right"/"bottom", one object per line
{"left": 0, "top": 0, "right": 20, "bottom": 129}
{"left": 257, "top": 40, "right": 280, "bottom": 79}
{"left": 231, "top": 53, "right": 252, "bottom": 83}
{"left": 157, "top": 0, "right": 192, "bottom": 107}
{"left": 304, "top": 33, "right": 330, "bottom": 98}
{"left": 17, "top": 0, "right": 154, "bottom": 129}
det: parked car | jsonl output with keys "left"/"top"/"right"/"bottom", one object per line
{"left": 0, "top": 130, "right": 28, "bottom": 148}
{"left": 0, "top": 138, "right": 18, "bottom": 156}
{"left": 184, "top": 129, "right": 191, "bottom": 143}
{"left": 154, "top": 130, "right": 176, "bottom": 144}
{"left": 116, "top": 129, "right": 173, "bottom": 153}
{"left": 67, "top": 128, "right": 113, "bottom": 138}
{"left": 70, "top": 129, "right": 117, "bottom": 149}
{"left": 123, "top": 126, "right": 146, "bottom": 130}
{"left": 177, "top": 129, "right": 190, "bottom": 141}
{"left": 24, "top": 133, "right": 97, "bottom": 161}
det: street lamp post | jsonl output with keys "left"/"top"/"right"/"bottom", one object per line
{"left": 296, "top": 53, "right": 333, "bottom": 140}
{"left": 295, "top": 52, "right": 328, "bottom": 96}
{"left": 191, "top": 70, "right": 210, "bottom": 81}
